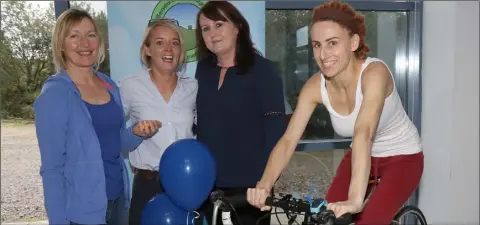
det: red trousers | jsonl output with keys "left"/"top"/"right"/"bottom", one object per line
{"left": 325, "top": 150, "right": 424, "bottom": 225}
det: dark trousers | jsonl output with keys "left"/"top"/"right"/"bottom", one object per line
{"left": 129, "top": 168, "right": 164, "bottom": 225}
{"left": 197, "top": 187, "right": 271, "bottom": 225}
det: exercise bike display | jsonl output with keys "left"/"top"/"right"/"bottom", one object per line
{"left": 265, "top": 194, "right": 353, "bottom": 225}
{"left": 208, "top": 190, "right": 352, "bottom": 225}
{"left": 208, "top": 176, "right": 427, "bottom": 225}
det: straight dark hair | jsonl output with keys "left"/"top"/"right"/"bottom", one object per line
{"left": 195, "top": 1, "right": 261, "bottom": 74}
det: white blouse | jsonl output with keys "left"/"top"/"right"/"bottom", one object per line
{"left": 118, "top": 71, "right": 198, "bottom": 171}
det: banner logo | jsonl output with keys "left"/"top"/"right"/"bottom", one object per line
{"left": 151, "top": 0, "right": 205, "bottom": 63}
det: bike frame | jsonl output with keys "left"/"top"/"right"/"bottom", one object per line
{"left": 209, "top": 176, "right": 423, "bottom": 225}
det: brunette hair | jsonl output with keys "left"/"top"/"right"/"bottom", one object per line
{"left": 312, "top": 0, "right": 370, "bottom": 59}
{"left": 195, "top": 1, "right": 261, "bottom": 74}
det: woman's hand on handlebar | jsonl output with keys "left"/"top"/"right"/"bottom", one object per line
{"left": 326, "top": 200, "right": 362, "bottom": 218}
{"left": 247, "top": 185, "right": 271, "bottom": 211}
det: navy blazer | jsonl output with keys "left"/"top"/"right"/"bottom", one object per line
{"left": 195, "top": 54, "right": 286, "bottom": 188}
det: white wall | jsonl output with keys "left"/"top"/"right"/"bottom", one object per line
{"left": 419, "top": 1, "right": 479, "bottom": 224}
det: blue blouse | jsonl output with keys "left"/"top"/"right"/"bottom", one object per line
{"left": 195, "top": 54, "right": 287, "bottom": 187}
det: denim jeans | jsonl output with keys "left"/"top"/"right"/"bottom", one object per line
{"left": 70, "top": 195, "right": 127, "bottom": 225}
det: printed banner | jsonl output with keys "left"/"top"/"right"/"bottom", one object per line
{"left": 107, "top": 0, "right": 265, "bottom": 200}
{"left": 107, "top": 0, "right": 265, "bottom": 82}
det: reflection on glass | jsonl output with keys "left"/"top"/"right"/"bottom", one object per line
{"left": 266, "top": 10, "right": 408, "bottom": 140}
{"left": 273, "top": 149, "right": 347, "bottom": 198}
{"left": 296, "top": 26, "right": 309, "bottom": 47}
{"left": 272, "top": 148, "right": 348, "bottom": 224}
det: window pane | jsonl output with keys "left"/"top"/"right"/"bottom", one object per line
{"left": 272, "top": 148, "right": 347, "bottom": 223}
{"left": 266, "top": 10, "right": 408, "bottom": 140}
{"left": 69, "top": 1, "right": 109, "bottom": 75}
{"left": 274, "top": 149, "right": 347, "bottom": 198}
{"left": 271, "top": 149, "right": 347, "bottom": 224}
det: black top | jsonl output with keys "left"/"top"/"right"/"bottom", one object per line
{"left": 195, "top": 54, "right": 286, "bottom": 188}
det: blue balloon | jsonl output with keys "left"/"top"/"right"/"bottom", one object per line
{"left": 141, "top": 193, "right": 195, "bottom": 225}
{"left": 159, "top": 138, "right": 216, "bottom": 211}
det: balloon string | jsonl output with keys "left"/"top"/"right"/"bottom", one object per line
{"left": 193, "top": 211, "right": 200, "bottom": 224}
{"left": 186, "top": 211, "right": 201, "bottom": 225}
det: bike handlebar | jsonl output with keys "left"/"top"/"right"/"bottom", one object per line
{"left": 210, "top": 190, "right": 250, "bottom": 211}
{"left": 210, "top": 190, "right": 353, "bottom": 225}
{"left": 265, "top": 195, "right": 353, "bottom": 225}
{"left": 265, "top": 195, "right": 311, "bottom": 213}
{"left": 222, "top": 195, "right": 251, "bottom": 209}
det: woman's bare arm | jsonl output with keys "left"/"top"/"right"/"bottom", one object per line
{"left": 348, "top": 62, "right": 391, "bottom": 206}
{"left": 257, "top": 73, "right": 324, "bottom": 190}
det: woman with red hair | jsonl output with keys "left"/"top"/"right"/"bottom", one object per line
{"left": 247, "top": 1, "right": 424, "bottom": 224}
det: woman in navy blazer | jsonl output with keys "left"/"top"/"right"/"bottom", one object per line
{"left": 194, "top": 2, "right": 286, "bottom": 225}
{"left": 34, "top": 9, "right": 160, "bottom": 225}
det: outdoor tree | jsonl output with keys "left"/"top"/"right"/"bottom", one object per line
{"left": 0, "top": 1, "right": 56, "bottom": 118}
{"left": 0, "top": 1, "right": 109, "bottom": 119}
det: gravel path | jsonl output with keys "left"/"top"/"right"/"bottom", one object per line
{"left": 1, "top": 123, "right": 47, "bottom": 222}
{"left": 1, "top": 122, "right": 338, "bottom": 223}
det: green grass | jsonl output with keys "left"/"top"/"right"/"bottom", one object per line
{"left": 179, "top": 26, "right": 197, "bottom": 51}
{"left": 1, "top": 119, "right": 34, "bottom": 127}
{"left": 18, "top": 217, "right": 45, "bottom": 223}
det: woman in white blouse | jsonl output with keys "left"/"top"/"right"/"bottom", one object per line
{"left": 118, "top": 19, "right": 198, "bottom": 225}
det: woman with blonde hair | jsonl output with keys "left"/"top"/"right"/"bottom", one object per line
{"left": 118, "top": 19, "right": 198, "bottom": 225}
{"left": 34, "top": 8, "right": 160, "bottom": 225}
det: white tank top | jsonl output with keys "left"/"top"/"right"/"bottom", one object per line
{"left": 320, "top": 57, "right": 422, "bottom": 157}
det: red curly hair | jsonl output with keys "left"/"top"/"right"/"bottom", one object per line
{"left": 312, "top": 0, "right": 370, "bottom": 60}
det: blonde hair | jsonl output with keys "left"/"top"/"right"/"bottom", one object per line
{"left": 140, "top": 20, "right": 186, "bottom": 70}
{"left": 51, "top": 8, "right": 105, "bottom": 72}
